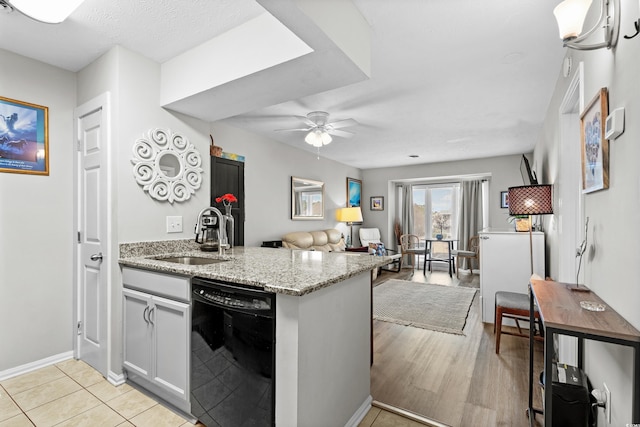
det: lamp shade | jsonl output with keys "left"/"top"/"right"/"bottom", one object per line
{"left": 553, "top": 0, "right": 593, "bottom": 40}
{"left": 508, "top": 185, "right": 553, "bottom": 216}
{"left": 7, "top": 0, "right": 85, "bottom": 23}
{"left": 336, "top": 206, "right": 363, "bottom": 223}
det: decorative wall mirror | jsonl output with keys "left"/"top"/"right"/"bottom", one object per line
{"left": 132, "top": 128, "right": 203, "bottom": 203}
{"left": 291, "top": 176, "right": 324, "bottom": 220}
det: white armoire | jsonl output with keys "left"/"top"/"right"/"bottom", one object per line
{"left": 478, "top": 229, "right": 545, "bottom": 324}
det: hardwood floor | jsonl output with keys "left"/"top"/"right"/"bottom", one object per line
{"left": 371, "top": 267, "right": 544, "bottom": 427}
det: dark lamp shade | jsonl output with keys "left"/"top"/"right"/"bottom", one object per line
{"left": 508, "top": 185, "right": 553, "bottom": 216}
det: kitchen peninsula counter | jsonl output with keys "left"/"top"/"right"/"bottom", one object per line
{"left": 119, "top": 239, "right": 381, "bottom": 426}
{"left": 119, "top": 240, "right": 393, "bottom": 296}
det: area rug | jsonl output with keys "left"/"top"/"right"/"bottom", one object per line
{"left": 373, "top": 279, "right": 476, "bottom": 335}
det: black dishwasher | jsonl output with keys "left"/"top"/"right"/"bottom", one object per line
{"left": 190, "top": 277, "right": 275, "bottom": 427}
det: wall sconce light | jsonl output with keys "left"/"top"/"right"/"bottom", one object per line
{"left": 553, "top": 0, "right": 620, "bottom": 50}
{"left": 0, "top": 0, "right": 84, "bottom": 23}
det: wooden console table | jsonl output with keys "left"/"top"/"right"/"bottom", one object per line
{"left": 528, "top": 278, "right": 640, "bottom": 426}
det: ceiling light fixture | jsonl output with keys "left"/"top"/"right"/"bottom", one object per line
{"left": 0, "top": 0, "right": 84, "bottom": 23}
{"left": 304, "top": 129, "right": 332, "bottom": 148}
{"left": 553, "top": 0, "right": 620, "bottom": 50}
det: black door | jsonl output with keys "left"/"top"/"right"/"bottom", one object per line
{"left": 211, "top": 156, "right": 244, "bottom": 246}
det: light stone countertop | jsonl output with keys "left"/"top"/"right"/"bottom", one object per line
{"left": 118, "top": 240, "right": 395, "bottom": 296}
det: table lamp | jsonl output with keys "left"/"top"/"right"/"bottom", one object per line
{"left": 508, "top": 185, "right": 553, "bottom": 275}
{"left": 336, "top": 207, "right": 363, "bottom": 247}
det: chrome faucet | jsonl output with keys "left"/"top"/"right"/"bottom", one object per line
{"left": 195, "top": 207, "right": 229, "bottom": 255}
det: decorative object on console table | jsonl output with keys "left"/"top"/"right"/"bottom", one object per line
{"left": 370, "top": 196, "right": 384, "bottom": 211}
{"left": 570, "top": 217, "right": 591, "bottom": 292}
{"left": 580, "top": 88, "right": 609, "bottom": 194}
{"left": 0, "top": 96, "right": 49, "bottom": 176}
{"left": 336, "top": 206, "right": 363, "bottom": 248}
{"left": 346, "top": 177, "right": 362, "bottom": 207}
{"left": 508, "top": 184, "right": 553, "bottom": 275}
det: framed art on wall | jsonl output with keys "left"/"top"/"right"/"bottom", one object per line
{"left": 500, "top": 191, "right": 509, "bottom": 208}
{"left": 580, "top": 87, "right": 609, "bottom": 194}
{"left": 347, "top": 177, "right": 362, "bottom": 207}
{"left": 370, "top": 196, "right": 384, "bottom": 211}
{"left": 0, "top": 96, "right": 49, "bottom": 175}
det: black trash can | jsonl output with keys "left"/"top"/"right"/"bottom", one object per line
{"left": 539, "top": 363, "right": 595, "bottom": 427}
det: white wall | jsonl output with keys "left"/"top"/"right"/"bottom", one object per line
{"left": 0, "top": 49, "right": 76, "bottom": 371}
{"left": 535, "top": 1, "right": 640, "bottom": 422}
{"left": 361, "top": 154, "right": 526, "bottom": 247}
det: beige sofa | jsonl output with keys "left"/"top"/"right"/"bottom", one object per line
{"left": 281, "top": 229, "right": 346, "bottom": 252}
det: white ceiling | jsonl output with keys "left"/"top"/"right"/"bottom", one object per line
{"left": 0, "top": 0, "right": 567, "bottom": 170}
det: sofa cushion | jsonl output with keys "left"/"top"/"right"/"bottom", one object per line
{"left": 282, "top": 229, "right": 346, "bottom": 251}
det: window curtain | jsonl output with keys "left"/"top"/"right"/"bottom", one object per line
{"left": 457, "top": 180, "right": 483, "bottom": 270}
{"left": 401, "top": 183, "right": 415, "bottom": 266}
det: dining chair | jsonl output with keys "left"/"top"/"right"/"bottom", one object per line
{"left": 451, "top": 235, "right": 479, "bottom": 278}
{"left": 399, "top": 234, "right": 424, "bottom": 270}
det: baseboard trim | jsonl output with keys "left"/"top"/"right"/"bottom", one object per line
{"left": 107, "top": 370, "right": 126, "bottom": 386}
{"left": 372, "top": 400, "right": 451, "bottom": 427}
{"left": 345, "top": 395, "right": 373, "bottom": 427}
{"left": 0, "top": 351, "right": 74, "bottom": 381}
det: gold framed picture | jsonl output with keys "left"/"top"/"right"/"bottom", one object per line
{"left": 0, "top": 96, "right": 49, "bottom": 175}
{"left": 580, "top": 88, "right": 609, "bottom": 193}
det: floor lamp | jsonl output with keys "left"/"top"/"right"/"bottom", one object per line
{"left": 336, "top": 206, "right": 363, "bottom": 247}
{"left": 508, "top": 184, "right": 553, "bottom": 423}
{"left": 507, "top": 185, "right": 553, "bottom": 275}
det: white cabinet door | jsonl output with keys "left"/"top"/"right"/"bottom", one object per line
{"left": 151, "top": 295, "right": 190, "bottom": 401}
{"left": 479, "top": 231, "right": 544, "bottom": 323}
{"left": 123, "top": 288, "right": 153, "bottom": 378}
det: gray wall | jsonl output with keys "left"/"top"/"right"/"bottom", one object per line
{"left": 534, "top": 7, "right": 640, "bottom": 422}
{"left": 0, "top": 49, "right": 76, "bottom": 372}
{"left": 361, "top": 154, "right": 526, "bottom": 247}
{"left": 209, "top": 121, "right": 361, "bottom": 247}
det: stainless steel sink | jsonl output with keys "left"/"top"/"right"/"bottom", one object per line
{"left": 153, "top": 256, "right": 227, "bottom": 265}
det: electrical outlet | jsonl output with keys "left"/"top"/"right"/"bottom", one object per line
{"left": 604, "top": 382, "right": 611, "bottom": 424}
{"left": 166, "top": 216, "right": 182, "bottom": 233}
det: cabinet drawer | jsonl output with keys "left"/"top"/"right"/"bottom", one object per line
{"left": 122, "top": 267, "right": 189, "bottom": 301}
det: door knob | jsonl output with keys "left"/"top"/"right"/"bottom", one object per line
{"left": 90, "top": 252, "right": 103, "bottom": 262}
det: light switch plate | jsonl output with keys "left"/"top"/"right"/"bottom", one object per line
{"left": 166, "top": 216, "right": 182, "bottom": 233}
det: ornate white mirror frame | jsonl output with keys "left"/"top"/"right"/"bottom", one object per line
{"left": 131, "top": 128, "right": 203, "bottom": 203}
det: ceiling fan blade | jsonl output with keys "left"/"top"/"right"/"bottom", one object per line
{"left": 274, "top": 127, "right": 312, "bottom": 132}
{"left": 328, "top": 129, "right": 355, "bottom": 138}
{"left": 293, "top": 115, "right": 316, "bottom": 127}
{"left": 327, "top": 118, "right": 358, "bottom": 129}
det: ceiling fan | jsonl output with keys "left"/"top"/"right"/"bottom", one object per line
{"left": 276, "top": 111, "right": 358, "bottom": 147}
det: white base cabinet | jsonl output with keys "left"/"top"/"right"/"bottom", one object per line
{"left": 479, "top": 229, "right": 545, "bottom": 324}
{"left": 122, "top": 268, "right": 190, "bottom": 415}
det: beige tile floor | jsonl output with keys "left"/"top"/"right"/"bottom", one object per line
{"left": 0, "top": 359, "right": 196, "bottom": 427}
{"left": 1, "top": 359, "right": 424, "bottom": 427}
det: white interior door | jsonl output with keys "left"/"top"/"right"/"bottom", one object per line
{"left": 75, "top": 94, "right": 110, "bottom": 376}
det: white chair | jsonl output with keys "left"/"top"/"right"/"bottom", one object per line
{"left": 359, "top": 227, "right": 383, "bottom": 248}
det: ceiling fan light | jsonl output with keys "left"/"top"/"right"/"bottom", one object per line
{"left": 321, "top": 132, "right": 332, "bottom": 145}
{"left": 305, "top": 130, "right": 323, "bottom": 147}
{"left": 7, "top": 0, "right": 84, "bottom": 23}
{"left": 553, "top": 0, "right": 593, "bottom": 41}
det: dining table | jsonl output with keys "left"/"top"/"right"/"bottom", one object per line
{"left": 423, "top": 238, "right": 457, "bottom": 277}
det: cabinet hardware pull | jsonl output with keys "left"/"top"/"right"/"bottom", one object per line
{"left": 148, "top": 307, "right": 155, "bottom": 325}
{"left": 143, "top": 306, "right": 150, "bottom": 323}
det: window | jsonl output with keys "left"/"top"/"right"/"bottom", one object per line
{"left": 411, "top": 184, "right": 460, "bottom": 240}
